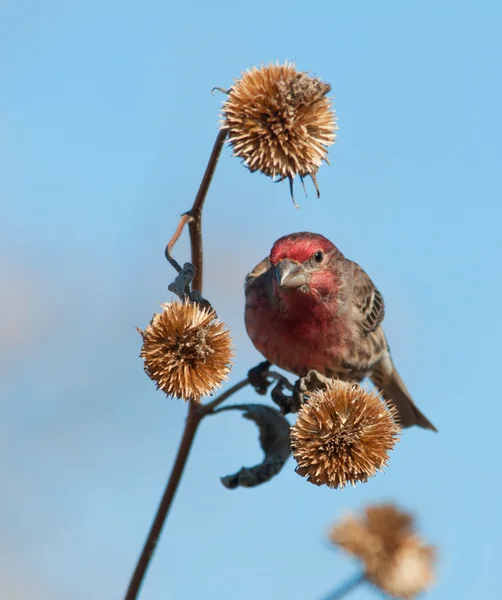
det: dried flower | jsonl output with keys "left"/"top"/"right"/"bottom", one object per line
{"left": 290, "top": 380, "right": 400, "bottom": 488}
{"left": 221, "top": 62, "right": 336, "bottom": 202}
{"left": 138, "top": 301, "right": 233, "bottom": 401}
{"left": 330, "top": 504, "right": 436, "bottom": 598}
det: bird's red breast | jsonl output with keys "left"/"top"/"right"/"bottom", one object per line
{"left": 245, "top": 264, "right": 349, "bottom": 377}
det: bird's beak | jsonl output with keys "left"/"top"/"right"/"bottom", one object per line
{"left": 275, "top": 259, "right": 307, "bottom": 289}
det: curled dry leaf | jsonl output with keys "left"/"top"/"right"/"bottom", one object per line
{"left": 218, "top": 404, "right": 291, "bottom": 489}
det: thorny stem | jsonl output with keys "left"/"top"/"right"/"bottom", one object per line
{"left": 164, "top": 128, "right": 228, "bottom": 293}
{"left": 319, "top": 573, "right": 365, "bottom": 600}
{"left": 124, "top": 376, "right": 249, "bottom": 600}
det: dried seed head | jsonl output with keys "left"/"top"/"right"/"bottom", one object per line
{"left": 138, "top": 301, "right": 233, "bottom": 401}
{"left": 290, "top": 381, "right": 400, "bottom": 489}
{"left": 381, "top": 539, "right": 436, "bottom": 599}
{"left": 221, "top": 62, "right": 336, "bottom": 199}
{"left": 330, "top": 504, "right": 436, "bottom": 599}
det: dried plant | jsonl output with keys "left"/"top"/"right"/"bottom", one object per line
{"left": 330, "top": 504, "right": 436, "bottom": 599}
{"left": 221, "top": 62, "right": 336, "bottom": 202}
{"left": 217, "top": 404, "right": 291, "bottom": 489}
{"left": 290, "top": 380, "right": 400, "bottom": 489}
{"left": 123, "top": 61, "right": 438, "bottom": 600}
{"left": 138, "top": 301, "right": 233, "bottom": 401}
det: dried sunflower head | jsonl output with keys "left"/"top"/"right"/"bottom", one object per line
{"left": 290, "top": 380, "right": 400, "bottom": 488}
{"left": 221, "top": 62, "right": 336, "bottom": 202}
{"left": 138, "top": 301, "right": 233, "bottom": 401}
{"left": 330, "top": 504, "right": 436, "bottom": 599}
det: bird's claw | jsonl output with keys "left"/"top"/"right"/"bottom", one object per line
{"left": 270, "top": 378, "right": 304, "bottom": 414}
{"left": 248, "top": 364, "right": 332, "bottom": 414}
{"left": 270, "top": 381, "right": 295, "bottom": 414}
{"left": 301, "top": 370, "right": 333, "bottom": 392}
{"left": 248, "top": 361, "right": 272, "bottom": 396}
{"left": 271, "top": 370, "right": 333, "bottom": 415}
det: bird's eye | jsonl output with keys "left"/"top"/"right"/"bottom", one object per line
{"left": 314, "top": 250, "right": 324, "bottom": 263}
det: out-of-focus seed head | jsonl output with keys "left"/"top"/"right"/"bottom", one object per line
{"left": 290, "top": 380, "right": 400, "bottom": 489}
{"left": 330, "top": 504, "right": 436, "bottom": 599}
{"left": 138, "top": 301, "right": 233, "bottom": 401}
{"left": 221, "top": 62, "right": 337, "bottom": 200}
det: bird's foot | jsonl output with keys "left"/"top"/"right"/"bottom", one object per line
{"left": 271, "top": 376, "right": 313, "bottom": 414}
{"left": 248, "top": 361, "right": 298, "bottom": 412}
{"left": 301, "top": 370, "right": 333, "bottom": 393}
{"left": 248, "top": 361, "right": 272, "bottom": 396}
{"left": 271, "top": 370, "right": 334, "bottom": 415}
{"left": 248, "top": 365, "right": 332, "bottom": 415}
{"left": 270, "top": 379, "right": 302, "bottom": 414}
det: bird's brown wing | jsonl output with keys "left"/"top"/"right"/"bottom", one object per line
{"left": 350, "top": 260, "right": 385, "bottom": 334}
{"left": 245, "top": 256, "right": 272, "bottom": 288}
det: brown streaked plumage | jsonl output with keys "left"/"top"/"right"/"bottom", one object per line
{"left": 245, "top": 232, "right": 436, "bottom": 431}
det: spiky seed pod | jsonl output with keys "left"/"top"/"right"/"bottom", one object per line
{"left": 138, "top": 301, "right": 233, "bottom": 401}
{"left": 221, "top": 62, "right": 336, "bottom": 199}
{"left": 330, "top": 504, "right": 436, "bottom": 599}
{"left": 290, "top": 380, "right": 400, "bottom": 489}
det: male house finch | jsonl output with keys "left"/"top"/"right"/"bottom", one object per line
{"left": 245, "top": 232, "right": 436, "bottom": 430}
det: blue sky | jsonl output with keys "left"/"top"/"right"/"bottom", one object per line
{"left": 1, "top": 0, "right": 501, "bottom": 598}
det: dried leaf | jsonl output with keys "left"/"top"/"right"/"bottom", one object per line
{"left": 219, "top": 404, "right": 291, "bottom": 489}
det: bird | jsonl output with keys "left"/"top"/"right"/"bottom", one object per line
{"left": 244, "top": 232, "right": 436, "bottom": 431}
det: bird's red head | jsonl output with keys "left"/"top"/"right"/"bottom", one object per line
{"left": 269, "top": 232, "right": 343, "bottom": 297}
{"left": 270, "top": 232, "right": 335, "bottom": 266}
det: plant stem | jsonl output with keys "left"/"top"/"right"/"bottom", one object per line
{"left": 200, "top": 377, "right": 249, "bottom": 414}
{"left": 165, "top": 128, "right": 228, "bottom": 293}
{"left": 319, "top": 573, "right": 365, "bottom": 600}
{"left": 200, "top": 370, "right": 294, "bottom": 415}
{"left": 165, "top": 213, "right": 193, "bottom": 273}
{"left": 188, "top": 128, "right": 228, "bottom": 292}
{"left": 126, "top": 128, "right": 230, "bottom": 599}
{"left": 124, "top": 400, "right": 202, "bottom": 600}
{"left": 123, "top": 377, "right": 249, "bottom": 600}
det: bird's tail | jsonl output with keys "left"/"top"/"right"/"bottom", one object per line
{"left": 380, "top": 369, "right": 437, "bottom": 432}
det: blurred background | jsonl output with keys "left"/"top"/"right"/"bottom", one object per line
{"left": 1, "top": 1, "right": 501, "bottom": 598}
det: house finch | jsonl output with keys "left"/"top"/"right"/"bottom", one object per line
{"left": 245, "top": 232, "right": 436, "bottom": 431}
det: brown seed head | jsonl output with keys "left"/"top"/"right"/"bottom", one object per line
{"left": 138, "top": 301, "right": 233, "bottom": 401}
{"left": 221, "top": 62, "right": 336, "bottom": 194}
{"left": 290, "top": 381, "right": 400, "bottom": 489}
{"left": 330, "top": 504, "right": 436, "bottom": 599}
